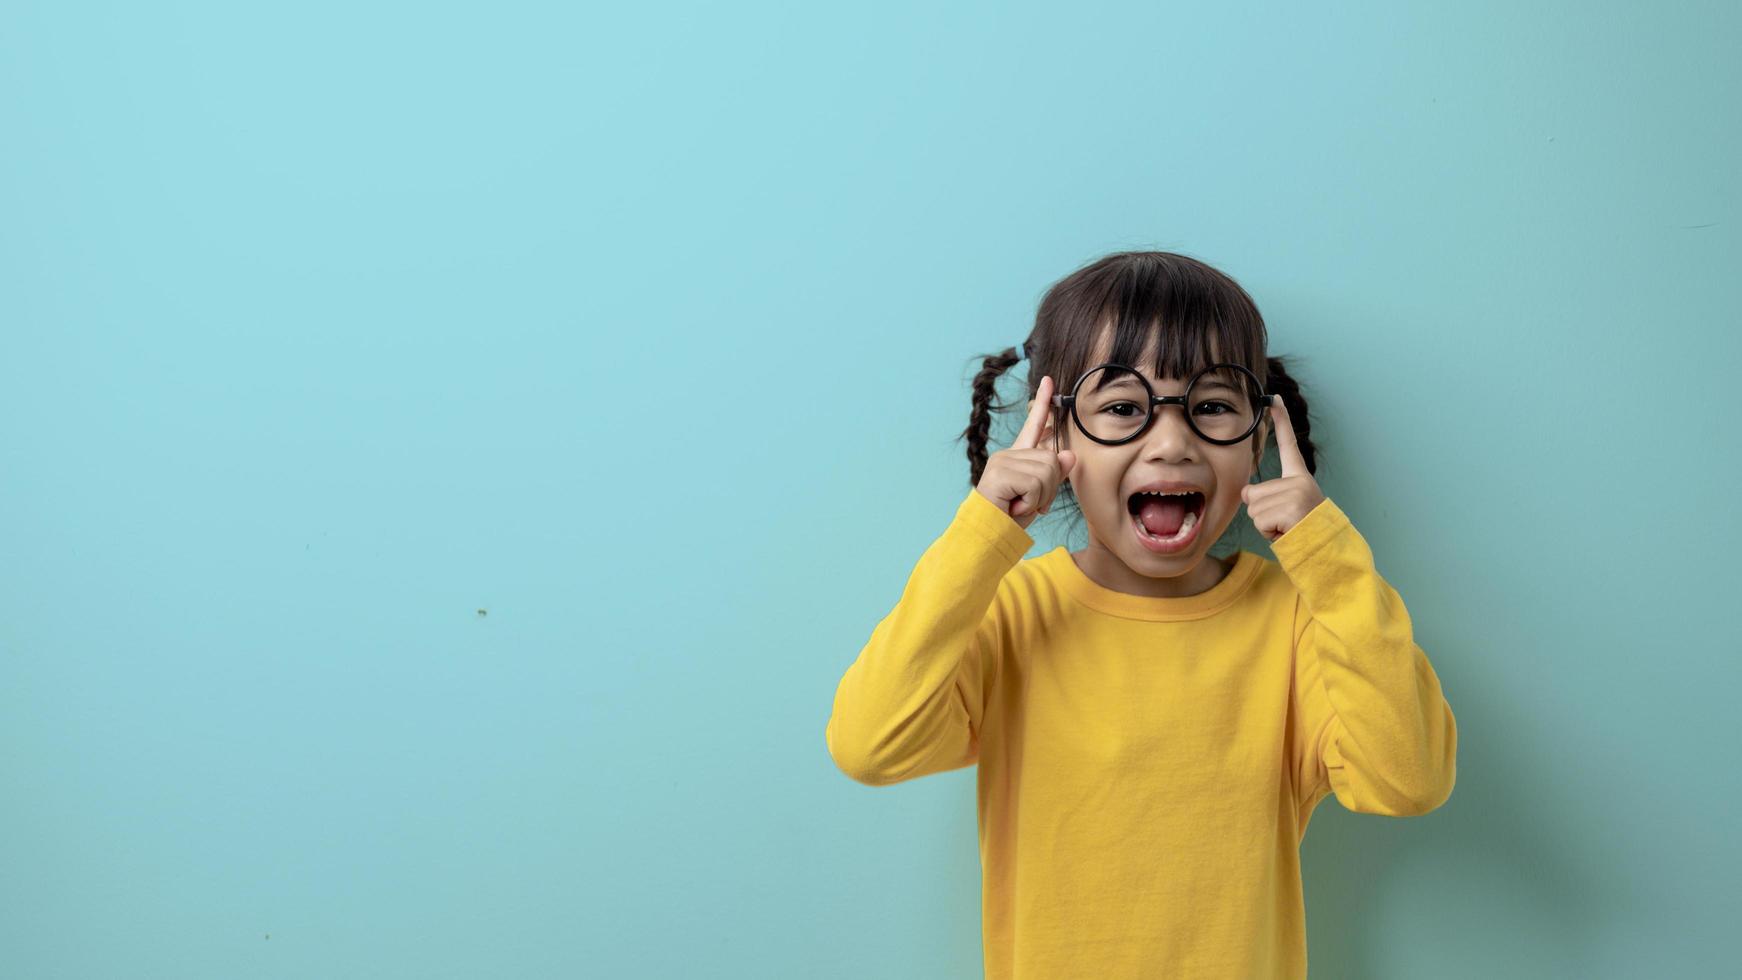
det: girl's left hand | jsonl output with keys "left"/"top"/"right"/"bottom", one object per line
{"left": 1241, "top": 395, "right": 1327, "bottom": 543}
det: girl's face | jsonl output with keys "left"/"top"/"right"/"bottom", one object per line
{"left": 1034, "top": 336, "right": 1271, "bottom": 598}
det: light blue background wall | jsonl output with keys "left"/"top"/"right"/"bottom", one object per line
{"left": 3, "top": 1, "right": 1735, "bottom": 977}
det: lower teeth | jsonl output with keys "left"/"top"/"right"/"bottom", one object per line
{"left": 1139, "top": 510, "right": 1198, "bottom": 542}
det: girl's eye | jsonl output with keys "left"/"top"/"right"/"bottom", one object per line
{"left": 1194, "top": 401, "right": 1233, "bottom": 416}
{"left": 1101, "top": 402, "right": 1142, "bottom": 417}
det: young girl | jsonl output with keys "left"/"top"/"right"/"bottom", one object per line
{"left": 825, "top": 250, "right": 1458, "bottom": 979}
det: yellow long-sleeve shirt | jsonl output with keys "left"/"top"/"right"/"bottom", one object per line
{"left": 826, "top": 488, "right": 1457, "bottom": 979}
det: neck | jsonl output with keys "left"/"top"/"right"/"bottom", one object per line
{"left": 1068, "top": 542, "right": 1233, "bottom": 599}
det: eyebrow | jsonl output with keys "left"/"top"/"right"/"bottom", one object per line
{"left": 1193, "top": 379, "right": 1241, "bottom": 392}
{"left": 1095, "top": 371, "right": 1243, "bottom": 393}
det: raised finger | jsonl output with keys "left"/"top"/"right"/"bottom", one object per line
{"left": 1011, "top": 375, "right": 1055, "bottom": 451}
{"left": 1270, "top": 395, "right": 1308, "bottom": 479}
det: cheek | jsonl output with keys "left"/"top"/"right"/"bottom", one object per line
{"left": 1072, "top": 456, "right": 1120, "bottom": 498}
{"left": 1213, "top": 461, "right": 1253, "bottom": 512}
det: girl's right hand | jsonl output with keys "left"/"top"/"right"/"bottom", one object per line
{"left": 975, "top": 375, "right": 1078, "bottom": 531}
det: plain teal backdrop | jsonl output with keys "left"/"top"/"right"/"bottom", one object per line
{"left": 3, "top": 1, "right": 1736, "bottom": 977}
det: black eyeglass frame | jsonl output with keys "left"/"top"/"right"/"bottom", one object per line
{"left": 1049, "top": 361, "right": 1272, "bottom": 447}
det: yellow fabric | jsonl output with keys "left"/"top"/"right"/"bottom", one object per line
{"left": 826, "top": 489, "right": 1457, "bottom": 979}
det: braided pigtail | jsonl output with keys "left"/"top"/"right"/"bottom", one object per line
{"left": 961, "top": 345, "right": 1025, "bottom": 488}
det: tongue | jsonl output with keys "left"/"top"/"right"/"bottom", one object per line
{"left": 1137, "top": 496, "right": 1188, "bottom": 536}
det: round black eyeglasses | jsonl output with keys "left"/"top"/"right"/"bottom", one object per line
{"left": 1049, "top": 361, "right": 1272, "bottom": 447}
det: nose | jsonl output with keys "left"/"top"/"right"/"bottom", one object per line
{"left": 1136, "top": 404, "right": 1200, "bottom": 461}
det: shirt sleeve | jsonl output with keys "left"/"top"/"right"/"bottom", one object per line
{"left": 825, "top": 489, "right": 1034, "bottom": 786}
{"left": 1276, "top": 497, "right": 1459, "bottom": 817}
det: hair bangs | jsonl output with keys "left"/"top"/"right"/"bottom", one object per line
{"left": 1095, "top": 257, "right": 1267, "bottom": 391}
{"left": 1031, "top": 252, "right": 1270, "bottom": 423}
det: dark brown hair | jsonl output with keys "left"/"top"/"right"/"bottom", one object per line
{"left": 959, "top": 249, "right": 1322, "bottom": 553}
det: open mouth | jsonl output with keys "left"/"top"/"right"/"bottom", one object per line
{"left": 1127, "top": 490, "right": 1207, "bottom": 548}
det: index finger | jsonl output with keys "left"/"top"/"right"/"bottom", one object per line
{"left": 1269, "top": 395, "right": 1308, "bottom": 478}
{"left": 1011, "top": 375, "right": 1055, "bottom": 451}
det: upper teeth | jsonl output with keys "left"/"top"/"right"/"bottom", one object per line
{"left": 1138, "top": 490, "right": 1196, "bottom": 496}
